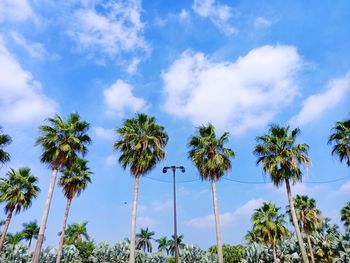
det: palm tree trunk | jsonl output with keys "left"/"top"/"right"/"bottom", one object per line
{"left": 0, "top": 207, "right": 14, "bottom": 253}
{"left": 285, "top": 179, "right": 309, "bottom": 263}
{"left": 272, "top": 244, "right": 277, "bottom": 263}
{"left": 32, "top": 169, "right": 59, "bottom": 263}
{"left": 211, "top": 180, "right": 224, "bottom": 263}
{"left": 28, "top": 238, "right": 32, "bottom": 249}
{"left": 56, "top": 197, "right": 73, "bottom": 263}
{"left": 129, "top": 175, "right": 140, "bottom": 263}
{"left": 307, "top": 235, "right": 315, "bottom": 263}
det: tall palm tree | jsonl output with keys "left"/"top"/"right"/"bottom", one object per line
{"left": 136, "top": 228, "right": 155, "bottom": 253}
{"left": 341, "top": 202, "right": 350, "bottom": 231}
{"left": 56, "top": 158, "right": 92, "bottom": 263}
{"left": 329, "top": 117, "right": 350, "bottom": 167}
{"left": 22, "top": 220, "right": 40, "bottom": 249}
{"left": 250, "top": 202, "right": 289, "bottom": 262}
{"left": 156, "top": 236, "right": 169, "bottom": 254}
{"left": 63, "top": 222, "right": 90, "bottom": 244}
{"left": 168, "top": 234, "right": 185, "bottom": 256}
{"left": 114, "top": 113, "right": 168, "bottom": 263}
{"left": 0, "top": 168, "right": 40, "bottom": 252}
{"left": 32, "top": 113, "right": 91, "bottom": 263}
{"left": 254, "top": 124, "right": 311, "bottom": 263}
{"left": 0, "top": 126, "right": 11, "bottom": 167}
{"left": 288, "top": 195, "right": 321, "bottom": 263}
{"left": 188, "top": 123, "right": 235, "bottom": 263}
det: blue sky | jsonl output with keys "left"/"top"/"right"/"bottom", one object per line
{"left": 0, "top": 0, "right": 350, "bottom": 249}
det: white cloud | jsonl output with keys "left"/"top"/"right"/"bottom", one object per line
{"left": 186, "top": 198, "right": 265, "bottom": 228}
{"left": 69, "top": 0, "right": 148, "bottom": 65}
{"left": 178, "top": 9, "right": 190, "bottom": 23}
{"left": 290, "top": 72, "right": 350, "bottom": 126}
{"left": 105, "top": 154, "right": 117, "bottom": 167}
{"left": 339, "top": 180, "right": 350, "bottom": 192}
{"left": 254, "top": 17, "right": 272, "bottom": 29}
{"left": 0, "top": 0, "right": 33, "bottom": 22}
{"left": 152, "top": 199, "right": 173, "bottom": 212}
{"left": 0, "top": 36, "right": 58, "bottom": 124}
{"left": 127, "top": 57, "right": 141, "bottom": 75}
{"left": 162, "top": 45, "right": 302, "bottom": 134}
{"left": 104, "top": 79, "right": 147, "bottom": 117}
{"left": 93, "top": 126, "right": 114, "bottom": 140}
{"left": 192, "top": 0, "right": 236, "bottom": 35}
{"left": 138, "top": 216, "right": 157, "bottom": 228}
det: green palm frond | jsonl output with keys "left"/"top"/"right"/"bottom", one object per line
{"left": 329, "top": 118, "right": 350, "bottom": 167}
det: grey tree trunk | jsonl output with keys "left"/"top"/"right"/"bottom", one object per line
{"left": 307, "top": 235, "right": 315, "bottom": 263}
{"left": 56, "top": 197, "right": 73, "bottom": 263}
{"left": 211, "top": 180, "right": 224, "bottom": 263}
{"left": 32, "top": 169, "right": 59, "bottom": 263}
{"left": 129, "top": 176, "right": 140, "bottom": 263}
{"left": 285, "top": 179, "right": 309, "bottom": 263}
{"left": 0, "top": 208, "right": 14, "bottom": 253}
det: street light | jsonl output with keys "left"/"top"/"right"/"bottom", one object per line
{"left": 163, "top": 166, "right": 185, "bottom": 263}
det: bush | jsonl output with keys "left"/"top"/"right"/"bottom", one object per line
{"left": 209, "top": 244, "right": 245, "bottom": 263}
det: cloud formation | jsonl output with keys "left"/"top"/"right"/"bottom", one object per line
{"left": 193, "top": 0, "right": 236, "bottom": 35}
{"left": 0, "top": 0, "right": 33, "bottom": 22}
{"left": 162, "top": 45, "right": 302, "bottom": 134}
{"left": 0, "top": 36, "right": 57, "bottom": 124}
{"left": 290, "top": 71, "right": 350, "bottom": 126}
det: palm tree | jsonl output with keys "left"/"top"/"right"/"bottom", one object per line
{"left": 250, "top": 202, "right": 288, "bottom": 262}
{"left": 341, "top": 202, "right": 350, "bottom": 230}
{"left": 188, "top": 123, "right": 235, "bottom": 263}
{"left": 22, "top": 220, "right": 40, "bottom": 249}
{"left": 56, "top": 158, "right": 93, "bottom": 263}
{"left": 254, "top": 124, "right": 311, "bottom": 263}
{"left": 0, "top": 127, "right": 11, "bottom": 167}
{"left": 168, "top": 234, "right": 185, "bottom": 256}
{"left": 136, "top": 228, "right": 155, "bottom": 253}
{"left": 32, "top": 113, "right": 91, "bottom": 263}
{"left": 288, "top": 195, "right": 321, "bottom": 263}
{"left": 63, "top": 222, "right": 90, "bottom": 244}
{"left": 6, "top": 232, "right": 24, "bottom": 247}
{"left": 329, "top": 117, "right": 350, "bottom": 167}
{"left": 156, "top": 236, "right": 169, "bottom": 254}
{"left": 0, "top": 168, "right": 40, "bottom": 252}
{"left": 114, "top": 113, "right": 168, "bottom": 263}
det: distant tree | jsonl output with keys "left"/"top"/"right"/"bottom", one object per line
{"left": 341, "top": 202, "right": 350, "bottom": 231}
{"left": 0, "top": 168, "right": 40, "bottom": 252}
{"left": 168, "top": 234, "right": 185, "bottom": 256}
{"left": 0, "top": 127, "right": 11, "bottom": 167}
{"left": 6, "top": 232, "right": 24, "bottom": 247}
{"left": 209, "top": 244, "right": 245, "bottom": 263}
{"left": 75, "top": 240, "right": 95, "bottom": 263}
{"left": 136, "top": 228, "right": 155, "bottom": 253}
{"left": 329, "top": 117, "right": 350, "bottom": 167}
{"left": 156, "top": 236, "right": 169, "bottom": 254}
{"left": 22, "top": 220, "right": 39, "bottom": 248}
{"left": 62, "top": 222, "right": 90, "bottom": 245}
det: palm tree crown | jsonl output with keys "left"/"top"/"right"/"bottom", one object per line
{"left": 136, "top": 228, "right": 155, "bottom": 253}
{"left": 36, "top": 113, "right": 91, "bottom": 170}
{"left": 341, "top": 202, "right": 350, "bottom": 230}
{"left": 188, "top": 123, "right": 235, "bottom": 181}
{"left": 59, "top": 158, "right": 93, "bottom": 200}
{"left": 254, "top": 125, "right": 311, "bottom": 186}
{"left": 63, "top": 222, "right": 90, "bottom": 244}
{"left": 329, "top": 118, "right": 350, "bottom": 166}
{"left": 156, "top": 236, "right": 169, "bottom": 254}
{"left": 0, "top": 127, "right": 12, "bottom": 165}
{"left": 0, "top": 168, "right": 40, "bottom": 215}
{"left": 114, "top": 113, "right": 168, "bottom": 177}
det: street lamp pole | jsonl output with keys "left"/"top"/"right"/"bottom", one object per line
{"left": 163, "top": 165, "right": 185, "bottom": 263}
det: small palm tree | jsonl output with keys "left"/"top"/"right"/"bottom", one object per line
{"left": 188, "top": 123, "right": 235, "bottom": 263}
{"left": 22, "top": 220, "right": 40, "bottom": 249}
{"left": 32, "top": 113, "right": 91, "bottom": 263}
{"left": 254, "top": 124, "right": 311, "bottom": 263}
{"left": 136, "top": 228, "right": 155, "bottom": 253}
{"left": 168, "top": 234, "right": 185, "bottom": 256}
{"left": 329, "top": 117, "right": 350, "bottom": 167}
{"left": 156, "top": 237, "right": 169, "bottom": 254}
{"left": 250, "top": 202, "right": 289, "bottom": 262}
{"left": 56, "top": 158, "right": 93, "bottom": 263}
{"left": 0, "top": 168, "right": 40, "bottom": 252}
{"left": 6, "top": 232, "right": 24, "bottom": 247}
{"left": 62, "top": 222, "right": 90, "bottom": 244}
{"left": 288, "top": 195, "right": 321, "bottom": 263}
{"left": 114, "top": 113, "right": 168, "bottom": 263}
{"left": 341, "top": 202, "right": 350, "bottom": 231}
{"left": 0, "top": 127, "right": 11, "bottom": 167}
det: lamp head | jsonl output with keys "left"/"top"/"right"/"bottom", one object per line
{"left": 162, "top": 167, "right": 168, "bottom": 173}
{"left": 179, "top": 166, "right": 185, "bottom": 173}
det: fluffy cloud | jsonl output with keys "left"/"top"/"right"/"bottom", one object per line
{"left": 162, "top": 45, "right": 302, "bottom": 134}
{"left": 69, "top": 0, "right": 148, "bottom": 67}
{"left": 104, "top": 79, "right": 147, "bottom": 116}
{"left": 254, "top": 17, "right": 272, "bottom": 29}
{"left": 0, "top": 36, "right": 57, "bottom": 124}
{"left": 186, "top": 198, "right": 265, "bottom": 228}
{"left": 339, "top": 180, "right": 350, "bottom": 192}
{"left": 93, "top": 126, "right": 114, "bottom": 140}
{"left": 138, "top": 216, "right": 157, "bottom": 228}
{"left": 0, "top": 0, "right": 33, "bottom": 22}
{"left": 192, "top": 0, "right": 236, "bottom": 35}
{"left": 290, "top": 72, "right": 350, "bottom": 126}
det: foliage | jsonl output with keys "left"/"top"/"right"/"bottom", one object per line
{"left": 39, "top": 245, "right": 81, "bottom": 263}
{"left": 0, "top": 243, "right": 31, "bottom": 262}
{"left": 22, "top": 220, "right": 39, "bottom": 247}
{"left": 209, "top": 244, "right": 245, "bottom": 263}
{"left": 0, "top": 126, "right": 11, "bottom": 165}
{"left": 329, "top": 118, "right": 350, "bottom": 166}
{"left": 63, "top": 222, "right": 90, "bottom": 244}
{"left": 136, "top": 227, "right": 155, "bottom": 253}
{"left": 341, "top": 202, "right": 350, "bottom": 230}
{"left": 75, "top": 240, "right": 95, "bottom": 263}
